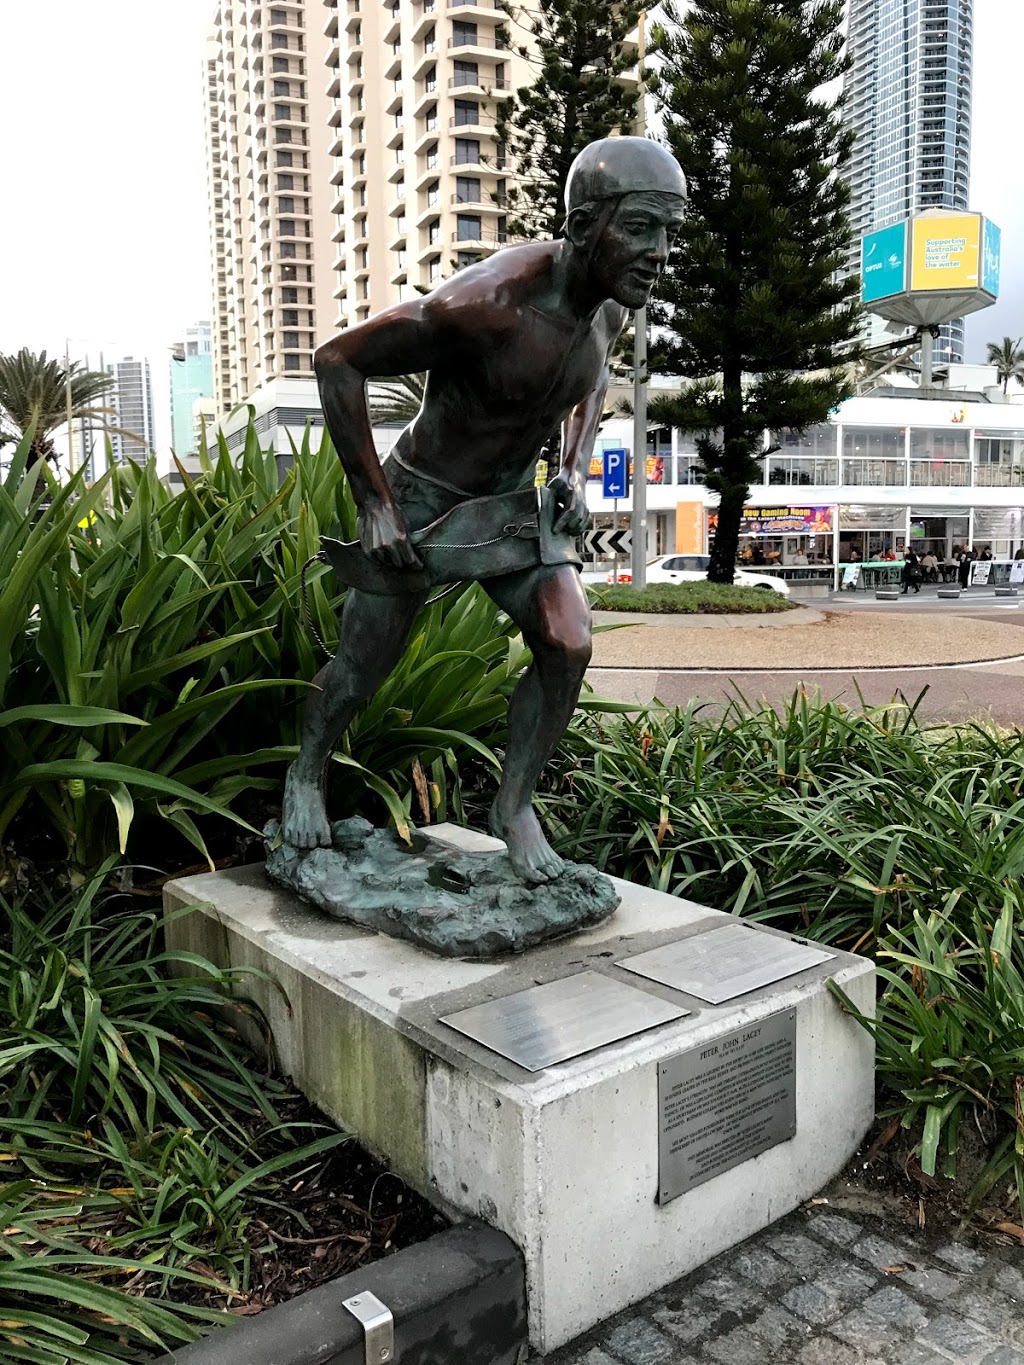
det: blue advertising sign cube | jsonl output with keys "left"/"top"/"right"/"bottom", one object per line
{"left": 982, "top": 218, "right": 1001, "bottom": 297}
{"left": 861, "top": 221, "right": 908, "bottom": 302}
{"left": 602, "top": 448, "right": 629, "bottom": 499}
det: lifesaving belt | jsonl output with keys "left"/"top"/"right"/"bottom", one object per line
{"left": 320, "top": 484, "right": 582, "bottom": 596}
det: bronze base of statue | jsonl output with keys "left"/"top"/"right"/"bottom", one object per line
{"left": 263, "top": 816, "right": 620, "bottom": 959}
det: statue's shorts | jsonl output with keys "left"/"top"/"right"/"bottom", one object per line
{"left": 321, "top": 455, "right": 582, "bottom": 597}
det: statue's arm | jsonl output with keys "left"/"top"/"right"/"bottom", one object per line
{"left": 550, "top": 368, "right": 610, "bottom": 535}
{"left": 314, "top": 302, "right": 444, "bottom": 566}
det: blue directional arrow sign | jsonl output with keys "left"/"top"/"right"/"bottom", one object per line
{"left": 602, "top": 447, "right": 629, "bottom": 499}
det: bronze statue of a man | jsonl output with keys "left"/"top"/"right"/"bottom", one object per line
{"left": 282, "top": 137, "right": 686, "bottom": 884}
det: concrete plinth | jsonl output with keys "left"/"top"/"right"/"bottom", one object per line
{"left": 164, "top": 827, "right": 874, "bottom": 1355}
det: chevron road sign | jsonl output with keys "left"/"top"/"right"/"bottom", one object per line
{"left": 583, "top": 528, "right": 632, "bottom": 558}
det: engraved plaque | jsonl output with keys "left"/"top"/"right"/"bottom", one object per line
{"left": 657, "top": 1009, "right": 796, "bottom": 1203}
{"left": 619, "top": 922, "right": 833, "bottom": 1004}
{"left": 441, "top": 971, "right": 688, "bottom": 1072}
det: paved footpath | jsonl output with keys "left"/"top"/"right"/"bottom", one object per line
{"left": 536, "top": 1198, "right": 1024, "bottom": 1365}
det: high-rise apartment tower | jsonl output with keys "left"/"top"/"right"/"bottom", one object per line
{"left": 842, "top": 0, "right": 973, "bottom": 363}
{"left": 170, "top": 321, "right": 214, "bottom": 456}
{"left": 206, "top": 2, "right": 334, "bottom": 415}
{"left": 107, "top": 356, "right": 156, "bottom": 465}
{"left": 206, "top": 0, "right": 637, "bottom": 450}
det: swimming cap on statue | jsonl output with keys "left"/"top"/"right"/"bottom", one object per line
{"left": 564, "top": 137, "right": 687, "bottom": 213}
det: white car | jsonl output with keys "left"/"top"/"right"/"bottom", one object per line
{"left": 605, "top": 554, "right": 791, "bottom": 596}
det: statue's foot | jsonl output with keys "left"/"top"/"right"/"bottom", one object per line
{"left": 489, "top": 803, "right": 564, "bottom": 884}
{"left": 281, "top": 764, "right": 332, "bottom": 849}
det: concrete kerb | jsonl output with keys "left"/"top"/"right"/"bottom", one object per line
{"left": 155, "top": 1222, "right": 527, "bottom": 1365}
{"left": 591, "top": 606, "right": 825, "bottom": 630}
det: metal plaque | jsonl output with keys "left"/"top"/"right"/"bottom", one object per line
{"left": 441, "top": 971, "right": 688, "bottom": 1072}
{"left": 619, "top": 922, "right": 833, "bottom": 1004}
{"left": 657, "top": 1009, "right": 796, "bottom": 1203}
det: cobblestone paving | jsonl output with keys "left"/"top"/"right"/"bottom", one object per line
{"left": 537, "top": 1204, "right": 1024, "bottom": 1365}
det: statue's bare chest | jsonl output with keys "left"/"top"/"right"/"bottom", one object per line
{"left": 467, "top": 308, "right": 618, "bottom": 415}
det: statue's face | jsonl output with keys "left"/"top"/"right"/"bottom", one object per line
{"left": 586, "top": 192, "right": 686, "bottom": 309}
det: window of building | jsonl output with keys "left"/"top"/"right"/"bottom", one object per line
{"left": 395, "top": 143, "right": 405, "bottom": 163}
{"left": 278, "top": 173, "right": 294, "bottom": 190}
{"left": 278, "top": 196, "right": 295, "bottom": 213}
{"left": 354, "top": 119, "right": 364, "bottom": 142}
{"left": 495, "top": 176, "right": 507, "bottom": 205}
{"left": 275, "top": 103, "right": 293, "bottom": 121}
{"left": 359, "top": 279, "right": 369, "bottom": 298}
{"left": 453, "top": 59, "right": 478, "bottom": 87}
{"left": 282, "top": 286, "right": 298, "bottom": 303}
{"left": 428, "top": 217, "right": 441, "bottom": 244}
{"left": 426, "top": 142, "right": 439, "bottom": 169}
{"left": 396, "top": 211, "right": 407, "bottom": 233}
{"left": 429, "top": 254, "right": 441, "bottom": 282}
{"left": 457, "top": 214, "right": 482, "bottom": 241}
{"left": 272, "top": 56, "right": 289, "bottom": 72}
{"left": 273, "top": 79, "right": 290, "bottom": 96}
{"left": 455, "top": 175, "right": 480, "bottom": 203}
{"left": 396, "top": 248, "right": 407, "bottom": 268}
{"left": 496, "top": 214, "right": 507, "bottom": 242}
{"left": 282, "top": 309, "right": 299, "bottom": 326}
{"left": 283, "top": 331, "right": 300, "bottom": 349}
{"left": 456, "top": 251, "right": 478, "bottom": 268}
{"left": 423, "top": 25, "right": 436, "bottom": 51}
{"left": 395, "top": 174, "right": 405, "bottom": 199}
{"left": 454, "top": 137, "right": 480, "bottom": 164}
{"left": 271, "top": 8, "right": 287, "bottom": 24}
{"left": 394, "top": 106, "right": 403, "bottom": 127}
{"left": 359, "top": 247, "right": 369, "bottom": 268}
{"left": 426, "top": 179, "right": 439, "bottom": 206}
{"left": 453, "top": 99, "right": 479, "bottom": 126}
{"left": 279, "top": 219, "right": 295, "bottom": 236}
{"left": 284, "top": 354, "right": 301, "bottom": 371}
{"left": 358, "top": 185, "right": 367, "bottom": 205}
{"left": 424, "top": 65, "right": 436, "bottom": 92}
{"left": 452, "top": 20, "right": 477, "bottom": 45}
{"left": 276, "top": 150, "right": 293, "bottom": 167}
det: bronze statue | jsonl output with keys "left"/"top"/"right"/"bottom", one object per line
{"left": 282, "top": 137, "right": 686, "bottom": 885}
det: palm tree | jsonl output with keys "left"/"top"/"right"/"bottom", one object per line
{"left": 985, "top": 336, "right": 1024, "bottom": 395}
{"left": 0, "top": 349, "right": 116, "bottom": 466}
{"left": 367, "top": 372, "right": 426, "bottom": 425}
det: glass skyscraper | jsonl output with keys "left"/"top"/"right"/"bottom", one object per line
{"left": 843, "top": 0, "right": 974, "bottom": 363}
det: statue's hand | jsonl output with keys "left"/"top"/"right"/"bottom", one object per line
{"left": 359, "top": 500, "right": 421, "bottom": 569}
{"left": 549, "top": 472, "right": 590, "bottom": 535}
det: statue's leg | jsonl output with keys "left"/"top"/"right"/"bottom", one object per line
{"left": 483, "top": 564, "right": 592, "bottom": 883}
{"left": 282, "top": 587, "right": 427, "bottom": 847}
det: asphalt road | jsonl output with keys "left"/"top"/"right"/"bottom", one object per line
{"left": 588, "top": 588, "right": 1024, "bottom": 725}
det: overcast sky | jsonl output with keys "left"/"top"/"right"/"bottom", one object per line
{"left": 0, "top": 0, "right": 1020, "bottom": 456}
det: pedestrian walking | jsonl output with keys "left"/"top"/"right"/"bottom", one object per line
{"left": 902, "top": 548, "right": 922, "bottom": 594}
{"left": 957, "top": 545, "right": 974, "bottom": 589}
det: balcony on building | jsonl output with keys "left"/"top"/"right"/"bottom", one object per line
{"left": 344, "top": 0, "right": 362, "bottom": 32}
{"left": 447, "top": 26, "right": 508, "bottom": 57}
{"left": 412, "top": 3, "right": 438, "bottom": 39}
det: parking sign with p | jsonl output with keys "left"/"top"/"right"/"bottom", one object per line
{"left": 602, "top": 448, "right": 629, "bottom": 499}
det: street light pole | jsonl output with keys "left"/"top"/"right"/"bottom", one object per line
{"left": 629, "top": 8, "right": 648, "bottom": 591}
{"left": 64, "top": 339, "right": 76, "bottom": 475}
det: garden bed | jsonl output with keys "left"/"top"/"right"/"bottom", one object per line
{"left": 588, "top": 581, "right": 796, "bottom": 613}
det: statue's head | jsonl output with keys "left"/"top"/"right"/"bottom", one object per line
{"left": 564, "top": 137, "right": 687, "bottom": 309}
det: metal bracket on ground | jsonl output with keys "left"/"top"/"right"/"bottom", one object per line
{"left": 342, "top": 1291, "right": 395, "bottom": 1365}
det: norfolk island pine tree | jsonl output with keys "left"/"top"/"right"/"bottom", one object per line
{"left": 647, "top": 0, "right": 861, "bottom": 582}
